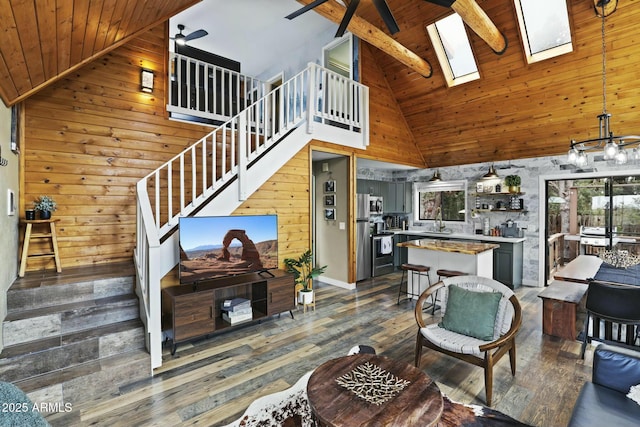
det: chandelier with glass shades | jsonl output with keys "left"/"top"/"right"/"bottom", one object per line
{"left": 567, "top": 0, "right": 640, "bottom": 167}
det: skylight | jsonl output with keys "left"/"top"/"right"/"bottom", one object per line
{"left": 514, "top": 0, "right": 573, "bottom": 64}
{"left": 426, "top": 13, "right": 479, "bottom": 87}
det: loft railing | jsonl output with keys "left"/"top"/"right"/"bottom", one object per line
{"left": 167, "top": 52, "right": 266, "bottom": 123}
{"left": 135, "top": 62, "right": 369, "bottom": 369}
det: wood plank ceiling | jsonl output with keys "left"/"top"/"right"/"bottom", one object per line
{"left": 296, "top": 0, "right": 639, "bottom": 168}
{"left": 0, "top": 0, "right": 202, "bottom": 107}
{"left": 2, "top": 0, "right": 636, "bottom": 168}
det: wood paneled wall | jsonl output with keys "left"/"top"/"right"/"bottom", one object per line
{"left": 20, "top": 23, "right": 416, "bottom": 271}
{"left": 367, "top": 0, "right": 640, "bottom": 167}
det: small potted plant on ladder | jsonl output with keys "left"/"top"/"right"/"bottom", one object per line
{"left": 284, "top": 249, "right": 327, "bottom": 306}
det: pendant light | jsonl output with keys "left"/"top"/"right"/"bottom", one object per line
{"left": 482, "top": 165, "right": 499, "bottom": 180}
{"left": 567, "top": 0, "right": 640, "bottom": 166}
{"left": 429, "top": 170, "right": 442, "bottom": 182}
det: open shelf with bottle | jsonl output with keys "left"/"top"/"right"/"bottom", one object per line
{"left": 471, "top": 192, "right": 526, "bottom": 212}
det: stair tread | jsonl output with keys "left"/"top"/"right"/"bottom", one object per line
{"left": 9, "top": 261, "right": 135, "bottom": 291}
{"left": 0, "top": 318, "right": 144, "bottom": 359}
{"left": 5, "top": 293, "right": 138, "bottom": 321}
{"left": 14, "top": 349, "right": 150, "bottom": 395}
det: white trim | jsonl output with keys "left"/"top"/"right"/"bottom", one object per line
{"left": 318, "top": 275, "right": 355, "bottom": 290}
{"left": 513, "top": 0, "right": 573, "bottom": 65}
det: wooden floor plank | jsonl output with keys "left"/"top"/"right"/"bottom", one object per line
{"left": 42, "top": 270, "right": 599, "bottom": 426}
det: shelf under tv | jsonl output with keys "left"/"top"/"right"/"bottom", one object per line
{"left": 162, "top": 269, "right": 295, "bottom": 355}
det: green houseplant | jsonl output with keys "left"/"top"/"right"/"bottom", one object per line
{"left": 33, "top": 195, "right": 57, "bottom": 219}
{"left": 284, "top": 250, "right": 327, "bottom": 304}
{"left": 504, "top": 175, "right": 521, "bottom": 193}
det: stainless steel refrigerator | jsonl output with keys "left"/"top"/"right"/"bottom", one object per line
{"left": 356, "top": 194, "right": 372, "bottom": 281}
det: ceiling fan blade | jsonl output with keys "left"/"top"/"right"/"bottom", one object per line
{"left": 335, "top": 0, "right": 360, "bottom": 37}
{"left": 372, "top": 0, "right": 399, "bottom": 34}
{"left": 184, "top": 29, "right": 208, "bottom": 42}
{"left": 285, "top": 0, "right": 329, "bottom": 20}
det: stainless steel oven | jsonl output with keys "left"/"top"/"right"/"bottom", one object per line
{"left": 372, "top": 233, "right": 394, "bottom": 277}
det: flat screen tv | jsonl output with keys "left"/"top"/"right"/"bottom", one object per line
{"left": 179, "top": 215, "right": 278, "bottom": 284}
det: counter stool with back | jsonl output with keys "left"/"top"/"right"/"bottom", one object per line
{"left": 398, "top": 263, "right": 435, "bottom": 311}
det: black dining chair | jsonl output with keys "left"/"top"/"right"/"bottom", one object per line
{"left": 580, "top": 280, "right": 640, "bottom": 358}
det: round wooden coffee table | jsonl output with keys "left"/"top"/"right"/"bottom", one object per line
{"left": 307, "top": 354, "right": 443, "bottom": 426}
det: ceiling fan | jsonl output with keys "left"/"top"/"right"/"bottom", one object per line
{"left": 172, "top": 24, "right": 208, "bottom": 46}
{"left": 286, "top": 0, "right": 399, "bottom": 38}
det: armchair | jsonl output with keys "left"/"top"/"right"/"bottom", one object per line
{"left": 414, "top": 275, "right": 522, "bottom": 406}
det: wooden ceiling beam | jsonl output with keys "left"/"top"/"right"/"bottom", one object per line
{"left": 295, "top": 0, "right": 432, "bottom": 78}
{"left": 426, "top": 0, "right": 507, "bottom": 54}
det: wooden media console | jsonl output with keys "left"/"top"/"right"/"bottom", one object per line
{"left": 162, "top": 269, "right": 295, "bottom": 354}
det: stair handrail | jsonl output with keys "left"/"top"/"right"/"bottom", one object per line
{"left": 135, "top": 63, "right": 369, "bottom": 368}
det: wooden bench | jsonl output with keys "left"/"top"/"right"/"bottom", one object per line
{"left": 538, "top": 280, "right": 588, "bottom": 340}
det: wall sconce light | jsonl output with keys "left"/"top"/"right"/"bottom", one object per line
{"left": 141, "top": 68, "right": 154, "bottom": 93}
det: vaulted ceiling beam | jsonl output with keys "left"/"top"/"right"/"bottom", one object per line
{"left": 295, "top": 0, "right": 432, "bottom": 78}
{"left": 425, "top": 0, "right": 507, "bottom": 54}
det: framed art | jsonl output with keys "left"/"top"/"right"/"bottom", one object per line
{"left": 324, "top": 208, "right": 336, "bottom": 220}
{"left": 324, "top": 180, "right": 336, "bottom": 193}
{"left": 324, "top": 195, "right": 336, "bottom": 206}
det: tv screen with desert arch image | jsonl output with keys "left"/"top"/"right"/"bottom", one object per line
{"left": 178, "top": 215, "right": 278, "bottom": 284}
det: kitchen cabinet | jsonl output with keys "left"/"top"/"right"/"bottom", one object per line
{"left": 386, "top": 182, "right": 412, "bottom": 213}
{"left": 489, "top": 241, "right": 523, "bottom": 289}
{"left": 357, "top": 180, "right": 412, "bottom": 213}
{"left": 357, "top": 179, "right": 383, "bottom": 196}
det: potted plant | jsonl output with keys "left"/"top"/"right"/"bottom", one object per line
{"left": 33, "top": 195, "right": 57, "bottom": 219}
{"left": 284, "top": 250, "right": 327, "bottom": 305}
{"left": 504, "top": 175, "right": 521, "bottom": 193}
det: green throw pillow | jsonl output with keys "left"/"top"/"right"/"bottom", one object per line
{"left": 440, "top": 285, "right": 502, "bottom": 341}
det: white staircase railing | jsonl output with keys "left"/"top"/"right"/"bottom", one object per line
{"left": 135, "top": 63, "right": 369, "bottom": 369}
{"left": 167, "top": 52, "right": 266, "bottom": 123}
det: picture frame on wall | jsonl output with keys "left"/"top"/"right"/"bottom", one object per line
{"left": 324, "top": 208, "right": 336, "bottom": 221}
{"left": 324, "top": 180, "right": 336, "bottom": 193}
{"left": 324, "top": 195, "right": 336, "bottom": 206}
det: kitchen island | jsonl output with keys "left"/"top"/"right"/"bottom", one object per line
{"left": 394, "top": 230, "right": 525, "bottom": 288}
{"left": 396, "top": 238, "right": 499, "bottom": 298}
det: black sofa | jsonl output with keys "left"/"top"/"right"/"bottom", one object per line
{"left": 568, "top": 344, "right": 640, "bottom": 427}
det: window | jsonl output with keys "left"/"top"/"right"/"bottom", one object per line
{"left": 414, "top": 180, "right": 467, "bottom": 223}
{"left": 426, "top": 13, "right": 479, "bottom": 87}
{"left": 514, "top": 0, "right": 572, "bottom": 64}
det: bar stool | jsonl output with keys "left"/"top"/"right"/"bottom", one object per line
{"left": 19, "top": 219, "right": 62, "bottom": 277}
{"left": 436, "top": 269, "right": 466, "bottom": 281}
{"left": 398, "top": 263, "right": 433, "bottom": 310}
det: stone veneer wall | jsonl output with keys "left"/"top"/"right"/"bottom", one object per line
{"left": 359, "top": 155, "right": 640, "bottom": 286}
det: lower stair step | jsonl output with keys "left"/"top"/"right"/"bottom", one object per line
{"left": 0, "top": 319, "right": 145, "bottom": 383}
{"left": 17, "top": 349, "right": 151, "bottom": 409}
{"left": 3, "top": 294, "right": 140, "bottom": 347}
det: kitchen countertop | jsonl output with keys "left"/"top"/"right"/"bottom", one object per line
{"left": 390, "top": 229, "right": 526, "bottom": 243}
{"left": 397, "top": 238, "right": 499, "bottom": 255}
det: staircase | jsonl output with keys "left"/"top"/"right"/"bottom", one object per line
{"left": 0, "top": 263, "right": 150, "bottom": 412}
{"left": 136, "top": 62, "right": 369, "bottom": 369}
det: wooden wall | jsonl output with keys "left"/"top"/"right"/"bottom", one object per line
{"left": 20, "top": 23, "right": 415, "bottom": 271}
{"left": 366, "top": 0, "right": 640, "bottom": 167}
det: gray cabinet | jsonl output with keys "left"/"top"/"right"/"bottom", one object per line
{"left": 490, "top": 241, "right": 523, "bottom": 289}
{"left": 357, "top": 180, "right": 412, "bottom": 213}
{"left": 387, "top": 182, "right": 411, "bottom": 213}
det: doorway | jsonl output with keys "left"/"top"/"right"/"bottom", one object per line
{"left": 322, "top": 33, "right": 358, "bottom": 80}
{"left": 543, "top": 173, "right": 640, "bottom": 284}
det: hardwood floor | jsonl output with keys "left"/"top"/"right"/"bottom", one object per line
{"left": 45, "top": 272, "right": 593, "bottom": 427}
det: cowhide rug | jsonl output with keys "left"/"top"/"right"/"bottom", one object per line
{"left": 223, "top": 371, "right": 531, "bottom": 427}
